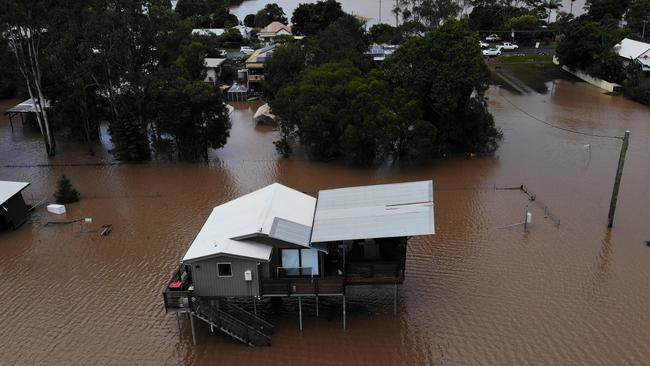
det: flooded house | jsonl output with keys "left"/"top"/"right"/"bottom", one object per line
{"left": 0, "top": 180, "right": 31, "bottom": 231}
{"left": 163, "top": 181, "right": 434, "bottom": 346}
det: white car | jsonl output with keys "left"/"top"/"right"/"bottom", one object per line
{"left": 482, "top": 48, "right": 501, "bottom": 57}
{"left": 240, "top": 46, "right": 255, "bottom": 55}
{"left": 479, "top": 40, "right": 489, "bottom": 48}
{"left": 485, "top": 34, "right": 501, "bottom": 42}
{"left": 498, "top": 42, "right": 519, "bottom": 51}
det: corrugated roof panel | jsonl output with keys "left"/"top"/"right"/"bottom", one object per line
{"left": 269, "top": 217, "right": 311, "bottom": 247}
{"left": 311, "top": 181, "right": 434, "bottom": 243}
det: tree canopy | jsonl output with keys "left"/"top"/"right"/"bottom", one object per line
{"left": 254, "top": 3, "right": 288, "bottom": 28}
{"left": 291, "top": 0, "right": 345, "bottom": 36}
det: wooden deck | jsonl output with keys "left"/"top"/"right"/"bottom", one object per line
{"left": 261, "top": 278, "right": 345, "bottom": 296}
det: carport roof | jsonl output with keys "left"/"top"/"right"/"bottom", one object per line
{"left": 310, "top": 181, "right": 435, "bottom": 243}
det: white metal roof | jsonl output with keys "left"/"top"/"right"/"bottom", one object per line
{"left": 182, "top": 183, "right": 316, "bottom": 263}
{"left": 204, "top": 58, "right": 226, "bottom": 68}
{"left": 615, "top": 38, "right": 650, "bottom": 60}
{"left": 5, "top": 99, "right": 50, "bottom": 114}
{"left": 310, "top": 181, "right": 435, "bottom": 243}
{"left": 0, "top": 181, "right": 30, "bottom": 205}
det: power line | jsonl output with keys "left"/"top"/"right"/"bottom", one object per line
{"left": 497, "top": 92, "right": 624, "bottom": 140}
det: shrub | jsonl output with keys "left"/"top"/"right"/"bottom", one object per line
{"left": 54, "top": 175, "right": 80, "bottom": 204}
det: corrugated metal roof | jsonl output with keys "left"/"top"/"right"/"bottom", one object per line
{"left": 615, "top": 38, "right": 650, "bottom": 60}
{"left": 310, "top": 181, "right": 434, "bottom": 243}
{"left": 204, "top": 58, "right": 226, "bottom": 68}
{"left": 182, "top": 183, "right": 316, "bottom": 262}
{"left": 269, "top": 217, "right": 311, "bottom": 247}
{"left": 0, "top": 181, "right": 29, "bottom": 205}
{"left": 5, "top": 99, "right": 50, "bottom": 114}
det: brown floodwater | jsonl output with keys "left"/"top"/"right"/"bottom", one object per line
{"left": 1, "top": 77, "right": 649, "bottom": 365}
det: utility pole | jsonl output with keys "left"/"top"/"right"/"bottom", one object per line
{"left": 607, "top": 131, "right": 630, "bottom": 228}
{"left": 379, "top": 0, "right": 382, "bottom": 24}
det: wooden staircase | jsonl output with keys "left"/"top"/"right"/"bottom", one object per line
{"left": 192, "top": 299, "right": 273, "bottom": 346}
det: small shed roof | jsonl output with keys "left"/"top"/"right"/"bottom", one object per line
{"left": 0, "top": 181, "right": 30, "bottom": 205}
{"left": 204, "top": 58, "right": 226, "bottom": 68}
{"left": 182, "top": 183, "right": 316, "bottom": 263}
{"left": 5, "top": 99, "right": 50, "bottom": 114}
{"left": 310, "top": 181, "right": 434, "bottom": 243}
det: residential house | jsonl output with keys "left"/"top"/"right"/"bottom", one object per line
{"left": 245, "top": 44, "right": 277, "bottom": 83}
{"left": 163, "top": 181, "right": 435, "bottom": 346}
{"left": 614, "top": 38, "right": 650, "bottom": 73}
{"left": 258, "top": 22, "right": 292, "bottom": 42}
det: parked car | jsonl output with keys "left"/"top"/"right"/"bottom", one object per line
{"left": 479, "top": 40, "right": 489, "bottom": 48}
{"left": 482, "top": 48, "right": 502, "bottom": 57}
{"left": 497, "top": 42, "right": 519, "bottom": 51}
{"left": 240, "top": 46, "right": 255, "bottom": 55}
{"left": 485, "top": 34, "right": 501, "bottom": 42}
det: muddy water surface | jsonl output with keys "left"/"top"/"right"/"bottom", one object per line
{"left": 0, "top": 77, "right": 649, "bottom": 365}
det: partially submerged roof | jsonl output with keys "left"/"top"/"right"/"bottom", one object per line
{"left": 5, "top": 99, "right": 50, "bottom": 114}
{"left": 204, "top": 58, "right": 226, "bottom": 68}
{"left": 182, "top": 183, "right": 316, "bottom": 263}
{"left": 310, "top": 181, "right": 434, "bottom": 243}
{"left": 0, "top": 181, "right": 30, "bottom": 205}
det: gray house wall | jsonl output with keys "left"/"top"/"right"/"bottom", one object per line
{"left": 0, "top": 193, "right": 30, "bottom": 230}
{"left": 189, "top": 256, "right": 261, "bottom": 298}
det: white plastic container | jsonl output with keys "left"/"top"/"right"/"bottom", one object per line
{"left": 47, "top": 204, "right": 66, "bottom": 214}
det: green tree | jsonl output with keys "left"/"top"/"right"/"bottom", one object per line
{"left": 586, "top": 0, "right": 630, "bottom": 22}
{"left": 263, "top": 43, "right": 307, "bottom": 98}
{"left": 175, "top": 41, "right": 208, "bottom": 81}
{"left": 384, "top": 18, "right": 501, "bottom": 155}
{"left": 244, "top": 14, "right": 256, "bottom": 27}
{"left": 291, "top": 0, "right": 345, "bottom": 36}
{"left": 306, "top": 14, "right": 369, "bottom": 67}
{"left": 626, "top": 0, "right": 650, "bottom": 38}
{"left": 254, "top": 3, "right": 288, "bottom": 28}
{"left": 504, "top": 13, "right": 540, "bottom": 43}
{"left": 54, "top": 175, "right": 80, "bottom": 204}
{"left": 368, "top": 23, "right": 402, "bottom": 44}
{"left": 271, "top": 62, "right": 442, "bottom": 165}
{"left": 152, "top": 68, "right": 231, "bottom": 160}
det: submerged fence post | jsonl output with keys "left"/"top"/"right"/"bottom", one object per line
{"left": 298, "top": 296, "right": 303, "bottom": 331}
{"left": 343, "top": 296, "right": 347, "bottom": 330}
{"left": 394, "top": 283, "right": 398, "bottom": 316}
{"left": 607, "top": 130, "right": 630, "bottom": 228}
{"left": 176, "top": 312, "right": 181, "bottom": 338}
{"left": 189, "top": 313, "right": 197, "bottom": 345}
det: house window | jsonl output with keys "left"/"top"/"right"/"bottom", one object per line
{"left": 217, "top": 263, "right": 232, "bottom": 277}
{"left": 280, "top": 249, "right": 319, "bottom": 276}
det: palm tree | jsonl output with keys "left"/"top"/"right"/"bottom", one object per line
{"left": 544, "top": 0, "right": 563, "bottom": 24}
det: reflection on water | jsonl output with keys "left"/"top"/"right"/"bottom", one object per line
{"left": 1, "top": 76, "right": 650, "bottom": 365}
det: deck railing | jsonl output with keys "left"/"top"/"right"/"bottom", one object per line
{"left": 261, "top": 278, "right": 344, "bottom": 296}
{"left": 163, "top": 290, "right": 191, "bottom": 311}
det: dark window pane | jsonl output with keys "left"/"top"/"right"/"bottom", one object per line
{"left": 217, "top": 263, "right": 232, "bottom": 277}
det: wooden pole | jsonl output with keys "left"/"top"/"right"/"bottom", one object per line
{"left": 176, "top": 312, "right": 181, "bottom": 338}
{"left": 8, "top": 114, "right": 14, "bottom": 132}
{"left": 607, "top": 131, "right": 630, "bottom": 228}
{"left": 189, "top": 313, "right": 197, "bottom": 345}
{"left": 316, "top": 296, "right": 319, "bottom": 317}
{"left": 342, "top": 296, "right": 346, "bottom": 330}
{"left": 394, "top": 283, "right": 398, "bottom": 315}
{"left": 298, "top": 296, "right": 303, "bottom": 331}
